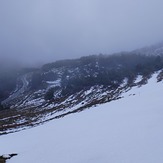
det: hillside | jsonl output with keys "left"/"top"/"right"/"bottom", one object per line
{"left": 1, "top": 50, "right": 163, "bottom": 134}
{"left": 0, "top": 72, "right": 163, "bottom": 163}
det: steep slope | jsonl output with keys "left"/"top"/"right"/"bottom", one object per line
{"left": 1, "top": 53, "right": 163, "bottom": 134}
{"left": 0, "top": 72, "right": 163, "bottom": 163}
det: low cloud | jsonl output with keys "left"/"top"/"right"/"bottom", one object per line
{"left": 0, "top": 0, "right": 163, "bottom": 66}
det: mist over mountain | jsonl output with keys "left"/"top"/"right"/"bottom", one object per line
{"left": 0, "top": 45, "right": 163, "bottom": 162}
{"left": 1, "top": 42, "right": 163, "bottom": 135}
{"left": 1, "top": 0, "right": 163, "bottom": 66}
{"left": 1, "top": 1, "right": 163, "bottom": 162}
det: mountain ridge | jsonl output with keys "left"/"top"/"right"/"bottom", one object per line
{"left": 1, "top": 43, "right": 163, "bottom": 134}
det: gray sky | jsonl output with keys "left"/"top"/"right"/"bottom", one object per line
{"left": 1, "top": 0, "right": 163, "bottom": 67}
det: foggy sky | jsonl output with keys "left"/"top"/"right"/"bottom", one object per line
{"left": 1, "top": 0, "right": 163, "bottom": 67}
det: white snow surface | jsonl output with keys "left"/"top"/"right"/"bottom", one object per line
{"left": 46, "top": 79, "right": 61, "bottom": 87}
{"left": 134, "top": 75, "right": 143, "bottom": 83}
{"left": 0, "top": 73, "right": 163, "bottom": 163}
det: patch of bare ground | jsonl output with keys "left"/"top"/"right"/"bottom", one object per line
{"left": 0, "top": 154, "right": 17, "bottom": 163}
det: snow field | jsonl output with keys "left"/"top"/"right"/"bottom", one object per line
{"left": 0, "top": 73, "right": 163, "bottom": 163}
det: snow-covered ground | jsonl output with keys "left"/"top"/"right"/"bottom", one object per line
{"left": 0, "top": 73, "right": 163, "bottom": 163}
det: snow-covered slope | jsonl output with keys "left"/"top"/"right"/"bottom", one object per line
{"left": 0, "top": 72, "right": 163, "bottom": 163}
{"left": 1, "top": 53, "right": 163, "bottom": 134}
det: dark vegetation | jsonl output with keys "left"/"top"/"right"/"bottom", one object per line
{"left": 1, "top": 53, "right": 163, "bottom": 102}
{"left": 43, "top": 53, "right": 163, "bottom": 96}
{"left": 44, "top": 87, "right": 58, "bottom": 100}
{"left": 1, "top": 52, "right": 163, "bottom": 133}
